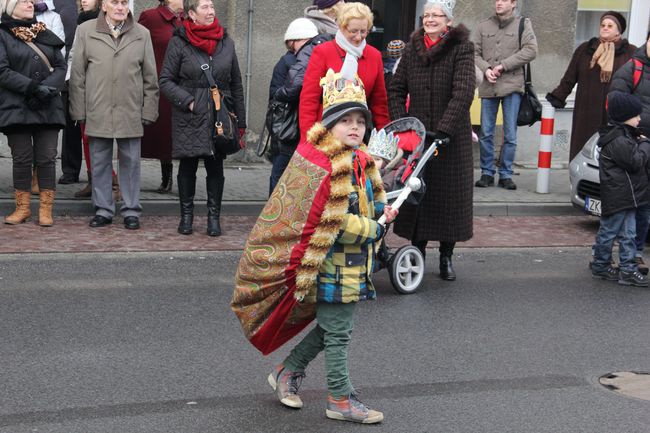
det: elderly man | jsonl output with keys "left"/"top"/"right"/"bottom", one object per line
{"left": 69, "top": 0, "right": 158, "bottom": 229}
{"left": 474, "top": 0, "right": 538, "bottom": 190}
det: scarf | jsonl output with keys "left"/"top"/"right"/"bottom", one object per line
{"left": 335, "top": 29, "right": 366, "bottom": 81}
{"left": 424, "top": 30, "right": 447, "bottom": 49}
{"left": 77, "top": 9, "right": 99, "bottom": 25}
{"left": 352, "top": 148, "right": 372, "bottom": 217}
{"left": 183, "top": 18, "right": 224, "bottom": 56}
{"left": 10, "top": 21, "right": 47, "bottom": 42}
{"left": 590, "top": 34, "right": 621, "bottom": 83}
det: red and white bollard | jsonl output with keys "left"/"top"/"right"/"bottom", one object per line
{"left": 536, "top": 105, "right": 556, "bottom": 194}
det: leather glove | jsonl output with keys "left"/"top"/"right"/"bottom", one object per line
{"left": 433, "top": 131, "right": 450, "bottom": 145}
{"left": 32, "top": 85, "right": 58, "bottom": 102}
{"left": 545, "top": 93, "right": 565, "bottom": 109}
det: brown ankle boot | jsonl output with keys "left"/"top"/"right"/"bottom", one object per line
{"left": 38, "top": 189, "right": 55, "bottom": 227}
{"left": 31, "top": 168, "right": 39, "bottom": 195}
{"left": 5, "top": 190, "right": 31, "bottom": 224}
{"left": 74, "top": 182, "right": 92, "bottom": 198}
{"left": 112, "top": 173, "right": 121, "bottom": 201}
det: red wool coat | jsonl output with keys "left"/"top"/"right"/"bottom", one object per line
{"left": 138, "top": 6, "right": 182, "bottom": 160}
{"left": 298, "top": 40, "right": 390, "bottom": 141}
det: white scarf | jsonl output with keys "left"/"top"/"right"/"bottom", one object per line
{"left": 335, "top": 30, "right": 366, "bottom": 80}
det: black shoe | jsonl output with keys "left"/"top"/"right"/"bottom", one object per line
{"left": 475, "top": 175, "right": 494, "bottom": 188}
{"left": 618, "top": 269, "right": 649, "bottom": 287}
{"left": 89, "top": 215, "right": 112, "bottom": 228}
{"left": 207, "top": 215, "right": 221, "bottom": 237}
{"left": 58, "top": 174, "right": 79, "bottom": 184}
{"left": 635, "top": 257, "right": 649, "bottom": 275}
{"left": 440, "top": 255, "right": 456, "bottom": 281}
{"left": 591, "top": 266, "right": 619, "bottom": 281}
{"left": 123, "top": 216, "right": 140, "bottom": 230}
{"left": 178, "top": 214, "right": 193, "bottom": 235}
{"left": 498, "top": 178, "right": 517, "bottom": 190}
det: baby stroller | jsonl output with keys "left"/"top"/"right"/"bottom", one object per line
{"left": 373, "top": 117, "right": 448, "bottom": 295}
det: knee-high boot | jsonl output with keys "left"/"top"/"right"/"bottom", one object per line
{"left": 177, "top": 174, "right": 195, "bottom": 235}
{"left": 157, "top": 161, "right": 173, "bottom": 193}
{"left": 439, "top": 241, "right": 456, "bottom": 281}
{"left": 206, "top": 175, "right": 224, "bottom": 237}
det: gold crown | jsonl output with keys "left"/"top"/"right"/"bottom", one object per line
{"left": 320, "top": 69, "right": 368, "bottom": 112}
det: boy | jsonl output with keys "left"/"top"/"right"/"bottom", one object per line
{"left": 267, "top": 69, "right": 397, "bottom": 424}
{"left": 592, "top": 91, "right": 650, "bottom": 286}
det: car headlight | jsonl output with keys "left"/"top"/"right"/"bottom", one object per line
{"left": 581, "top": 133, "right": 600, "bottom": 162}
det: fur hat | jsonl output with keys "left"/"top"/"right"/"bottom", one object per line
{"left": 284, "top": 18, "right": 318, "bottom": 42}
{"left": 1, "top": 0, "right": 20, "bottom": 16}
{"left": 608, "top": 90, "right": 642, "bottom": 123}
{"left": 601, "top": 11, "right": 626, "bottom": 34}
{"left": 386, "top": 39, "right": 405, "bottom": 58}
{"left": 320, "top": 69, "right": 371, "bottom": 129}
{"left": 313, "top": 0, "right": 339, "bottom": 10}
{"left": 425, "top": 0, "right": 455, "bottom": 20}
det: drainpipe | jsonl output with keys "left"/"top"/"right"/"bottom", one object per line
{"left": 245, "top": 0, "right": 254, "bottom": 124}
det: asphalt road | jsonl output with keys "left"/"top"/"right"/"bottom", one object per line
{"left": 0, "top": 248, "right": 649, "bottom": 433}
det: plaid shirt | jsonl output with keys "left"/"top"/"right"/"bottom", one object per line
{"left": 317, "top": 155, "right": 385, "bottom": 303}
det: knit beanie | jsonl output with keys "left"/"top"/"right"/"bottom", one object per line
{"left": 284, "top": 18, "right": 318, "bottom": 42}
{"left": 600, "top": 10, "right": 626, "bottom": 34}
{"left": 425, "top": 0, "right": 455, "bottom": 20}
{"left": 386, "top": 39, "right": 405, "bottom": 58}
{"left": 608, "top": 91, "right": 642, "bottom": 123}
{"left": 313, "top": 0, "right": 340, "bottom": 10}
{"left": 1, "top": 0, "right": 20, "bottom": 16}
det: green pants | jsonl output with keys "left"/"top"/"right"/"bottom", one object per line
{"left": 283, "top": 302, "right": 356, "bottom": 398}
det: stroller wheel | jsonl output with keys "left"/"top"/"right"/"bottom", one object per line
{"left": 389, "top": 245, "right": 425, "bottom": 294}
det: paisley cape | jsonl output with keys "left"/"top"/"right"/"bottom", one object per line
{"left": 232, "top": 123, "right": 385, "bottom": 355}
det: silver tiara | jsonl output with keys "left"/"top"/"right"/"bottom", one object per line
{"left": 426, "top": 0, "right": 456, "bottom": 12}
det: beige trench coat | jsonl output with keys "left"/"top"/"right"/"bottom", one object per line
{"left": 474, "top": 15, "right": 538, "bottom": 98}
{"left": 69, "top": 12, "right": 159, "bottom": 139}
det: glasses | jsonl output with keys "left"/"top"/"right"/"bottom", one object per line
{"left": 422, "top": 13, "right": 447, "bottom": 20}
{"left": 345, "top": 28, "right": 369, "bottom": 37}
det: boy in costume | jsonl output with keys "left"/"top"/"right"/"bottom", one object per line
{"left": 232, "top": 69, "right": 397, "bottom": 424}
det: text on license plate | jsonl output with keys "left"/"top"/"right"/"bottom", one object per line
{"left": 585, "top": 197, "right": 601, "bottom": 216}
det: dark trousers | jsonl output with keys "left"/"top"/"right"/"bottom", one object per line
{"left": 60, "top": 90, "right": 82, "bottom": 179}
{"left": 6, "top": 129, "right": 59, "bottom": 191}
{"left": 178, "top": 156, "right": 224, "bottom": 181}
{"left": 412, "top": 240, "right": 455, "bottom": 261}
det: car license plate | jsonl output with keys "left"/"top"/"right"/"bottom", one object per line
{"left": 585, "top": 196, "right": 601, "bottom": 216}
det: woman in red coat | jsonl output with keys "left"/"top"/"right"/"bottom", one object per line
{"left": 138, "top": 0, "right": 184, "bottom": 193}
{"left": 298, "top": 2, "right": 389, "bottom": 141}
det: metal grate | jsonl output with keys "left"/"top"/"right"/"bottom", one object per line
{"left": 577, "top": 179, "right": 600, "bottom": 200}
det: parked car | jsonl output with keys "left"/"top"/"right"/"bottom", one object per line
{"left": 569, "top": 132, "right": 601, "bottom": 216}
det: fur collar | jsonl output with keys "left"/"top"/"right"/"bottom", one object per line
{"left": 294, "top": 123, "right": 386, "bottom": 301}
{"left": 410, "top": 24, "right": 470, "bottom": 65}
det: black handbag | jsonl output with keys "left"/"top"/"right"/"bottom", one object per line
{"left": 265, "top": 100, "right": 299, "bottom": 144}
{"left": 516, "top": 17, "right": 542, "bottom": 127}
{"left": 193, "top": 49, "right": 241, "bottom": 155}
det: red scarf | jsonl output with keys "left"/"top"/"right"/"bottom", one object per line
{"left": 424, "top": 30, "right": 447, "bottom": 49}
{"left": 183, "top": 18, "right": 224, "bottom": 55}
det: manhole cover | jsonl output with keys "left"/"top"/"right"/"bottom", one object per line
{"left": 599, "top": 372, "right": 650, "bottom": 401}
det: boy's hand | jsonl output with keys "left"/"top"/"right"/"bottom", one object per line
{"left": 383, "top": 205, "right": 398, "bottom": 224}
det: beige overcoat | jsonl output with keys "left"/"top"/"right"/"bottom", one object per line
{"left": 69, "top": 11, "right": 159, "bottom": 138}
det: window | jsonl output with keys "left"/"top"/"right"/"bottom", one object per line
{"left": 575, "top": 0, "right": 631, "bottom": 47}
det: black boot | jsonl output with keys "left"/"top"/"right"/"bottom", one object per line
{"left": 439, "top": 242, "right": 456, "bottom": 281}
{"left": 206, "top": 175, "right": 224, "bottom": 237}
{"left": 157, "top": 161, "right": 173, "bottom": 193}
{"left": 177, "top": 174, "right": 195, "bottom": 235}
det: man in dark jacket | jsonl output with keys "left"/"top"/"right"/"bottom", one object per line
{"left": 592, "top": 91, "right": 650, "bottom": 287}
{"left": 609, "top": 31, "right": 650, "bottom": 273}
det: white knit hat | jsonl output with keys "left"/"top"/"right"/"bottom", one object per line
{"left": 284, "top": 18, "right": 318, "bottom": 42}
{"left": 1, "top": 0, "right": 20, "bottom": 16}
{"left": 425, "top": 0, "right": 455, "bottom": 20}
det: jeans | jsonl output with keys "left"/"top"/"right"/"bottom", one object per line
{"left": 479, "top": 93, "right": 522, "bottom": 179}
{"left": 634, "top": 204, "right": 650, "bottom": 254}
{"left": 593, "top": 209, "right": 637, "bottom": 273}
{"left": 269, "top": 152, "right": 292, "bottom": 196}
{"left": 283, "top": 302, "right": 356, "bottom": 398}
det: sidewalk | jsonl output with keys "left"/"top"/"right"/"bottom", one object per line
{"left": 0, "top": 156, "right": 577, "bottom": 217}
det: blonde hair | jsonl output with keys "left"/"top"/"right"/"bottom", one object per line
{"left": 337, "top": 2, "right": 373, "bottom": 32}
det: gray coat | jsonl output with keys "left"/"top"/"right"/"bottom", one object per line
{"left": 159, "top": 27, "right": 246, "bottom": 159}
{"left": 474, "top": 15, "right": 538, "bottom": 98}
{"left": 68, "top": 12, "right": 159, "bottom": 139}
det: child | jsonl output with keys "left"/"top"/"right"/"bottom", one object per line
{"left": 592, "top": 91, "right": 650, "bottom": 286}
{"left": 367, "top": 128, "right": 404, "bottom": 191}
{"left": 267, "top": 69, "right": 397, "bottom": 424}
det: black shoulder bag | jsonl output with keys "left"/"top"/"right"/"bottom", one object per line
{"left": 191, "top": 49, "right": 241, "bottom": 155}
{"left": 516, "top": 17, "right": 542, "bottom": 127}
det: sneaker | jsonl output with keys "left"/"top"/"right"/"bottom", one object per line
{"left": 267, "top": 364, "right": 304, "bottom": 409}
{"left": 498, "top": 178, "right": 517, "bottom": 190}
{"left": 592, "top": 266, "right": 619, "bottom": 281}
{"left": 635, "top": 257, "right": 649, "bottom": 275}
{"left": 326, "top": 393, "right": 383, "bottom": 424}
{"left": 475, "top": 174, "right": 494, "bottom": 188}
{"left": 618, "top": 269, "right": 649, "bottom": 287}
